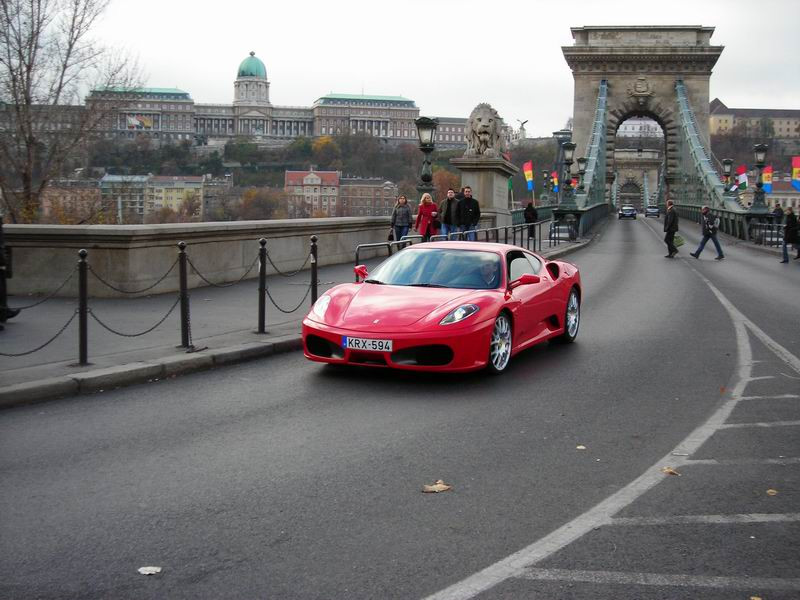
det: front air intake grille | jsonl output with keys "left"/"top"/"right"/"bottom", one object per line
{"left": 306, "top": 335, "right": 344, "bottom": 359}
{"left": 391, "top": 345, "right": 454, "bottom": 366}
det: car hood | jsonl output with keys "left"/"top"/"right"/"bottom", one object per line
{"left": 315, "top": 283, "right": 487, "bottom": 331}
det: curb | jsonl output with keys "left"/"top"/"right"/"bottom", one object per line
{"left": 0, "top": 334, "right": 303, "bottom": 409}
{"left": 0, "top": 236, "right": 599, "bottom": 410}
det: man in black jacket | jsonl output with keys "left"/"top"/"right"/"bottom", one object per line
{"left": 663, "top": 200, "right": 679, "bottom": 258}
{"left": 524, "top": 200, "right": 538, "bottom": 241}
{"left": 438, "top": 188, "right": 460, "bottom": 238}
{"left": 457, "top": 186, "right": 481, "bottom": 241}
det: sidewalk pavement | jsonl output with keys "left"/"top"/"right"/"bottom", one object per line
{"left": 0, "top": 239, "right": 588, "bottom": 407}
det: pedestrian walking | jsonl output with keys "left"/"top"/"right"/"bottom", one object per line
{"left": 524, "top": 200, "right": 538, "bottom": 241}
{"left": 390, "top": 195, "right": 412, "bottom": 242}
{"left": 690, "top": 206, "right": 725, "bottom": 260}
{"left": 438, "top": 188, "right": 460, "bottom": 239}
{"left": 414, "top": 193, "right": 439, "bottom": 242}
{"left": 780, "top": 206, "right": 798, "bottom": 263}
{"left": 663, "top": 200, "right": 679, "bottom": 258}
{"left": 456, "top": 186, "right": 481, "bottom": 241}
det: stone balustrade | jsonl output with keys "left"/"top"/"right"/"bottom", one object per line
{"left": 4, "top": 217, "right": 395, "bottom": 298}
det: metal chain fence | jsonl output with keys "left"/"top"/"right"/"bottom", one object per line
{"left": 11, "top": 267, "right": 76, "bottom": 310}
{"left": 87, "top": 297, "right": 181, "bottom": 338}
{"left": 186, "top": 253, "right": 259, "bottom": 289}
{"left": 265, "top": 283, "right": 312, "bottom": 314}
{"left": 0, "top": 310, "right": 78, "bottom": 357}
{"left": 88, "top": 258, "right": 179, "bottom": 294}
{"left": 265, "top": 249, "right": 311, "bottom": 277}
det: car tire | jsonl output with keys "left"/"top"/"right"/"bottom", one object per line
{"left": 556, "top": 288, "right": 580, "bottom": 344}
{"left": 487, "top": 312, "right": 512, "bottom": 374}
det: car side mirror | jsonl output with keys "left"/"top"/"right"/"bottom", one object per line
{"left": 354, "top": 264, "right": 369, "bottom": 282}
{"left": 508, "top": 273, "right": 540, "bottom": 290}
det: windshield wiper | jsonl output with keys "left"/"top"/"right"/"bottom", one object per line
{"left": 364, "top": 278, "right": 384, "bottom": 284}
{"left": 408, "top": 283, "right": 448, "bottom": 288}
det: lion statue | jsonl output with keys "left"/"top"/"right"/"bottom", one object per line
{"left": 463, "top": 103, "right": 505, "bottom": 158}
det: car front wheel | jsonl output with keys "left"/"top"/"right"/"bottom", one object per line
{"left": 487, "top": 313, "right": 512, "bottom": 374}
{"left": 557, "top": 289, "right": 580, "bottom": 343}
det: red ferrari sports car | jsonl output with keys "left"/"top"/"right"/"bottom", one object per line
{"left": 302, "top": 242, "right": 581, "bottom": 374}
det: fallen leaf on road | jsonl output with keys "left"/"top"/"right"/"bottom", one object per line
{"left": 576, "top": 445, "right": 587, "bottom": 450}
{"left": 137, "top": 566, "right": 162, "bottom": 575}
{"left": 750, "top": 596, "right": 763, "bottom": 600}
{"left": 766, "top": 489, "right": 779, "bottom": 496}
{"left": 422, "top": 480, "right": 452, "bottom": 493}
{"left": 661, "top": 467, "right": 681, "bottom": 476}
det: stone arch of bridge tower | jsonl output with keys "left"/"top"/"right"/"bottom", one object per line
{"left": 619, "top": 179, "right": 641, "bottom": 195}
{"left": 606, "top": 97, "right": 677, "bottom": 186}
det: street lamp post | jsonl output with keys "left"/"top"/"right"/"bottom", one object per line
{"left": 414, "top": 116, "right": 438, "bottom": 198}
{"left": 576, "top": 156, "right": 587, "bottom": 192}
{"left": 559, "top": 142, "right": 577, "bottom": 210}
{"left": 721, "top": 158, "right": 734, "bottom": 198}
{"left": 749, "top": 143, "right": 769, "bottom": 214}
{"left": 540, "top": 169, "right": 550, "bottom": 206}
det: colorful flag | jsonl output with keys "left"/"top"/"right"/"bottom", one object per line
{"left": 793, "top": 157, "right": 800, "bottom": 192}
{"left": 522, "top": 161, "right": 534, "bottom": 191}
{"left": 551, "top": 171, "right": 559, "bottom": 193}
{"left": 731, "top": 165, "right": 748, "bottom": 191}
{"left": 762, "top": 165, "right": 773, "bottom": 193}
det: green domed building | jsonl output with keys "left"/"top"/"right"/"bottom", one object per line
{"left": 237, "top": 51, "right": 267, "bottom": 79}
{"left": 234, "top": 51, "right": 270, "bottom": 107}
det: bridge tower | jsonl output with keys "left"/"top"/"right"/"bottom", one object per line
{"left": 562, "top": 26, "right": 723, "bottom": 192}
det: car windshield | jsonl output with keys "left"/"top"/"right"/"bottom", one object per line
{"left": 367, "top": 248, "right": 503, "bottom": 290}
{"left": 622, "top": 206, "right": 634, "bottom": 210}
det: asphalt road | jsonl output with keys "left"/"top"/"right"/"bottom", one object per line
{"left": 2, "top": 216, "right": 798, "bottom": 599}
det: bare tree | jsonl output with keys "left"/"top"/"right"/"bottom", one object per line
{"left": 0, "top": 0, "right": 139, "bottom": 222}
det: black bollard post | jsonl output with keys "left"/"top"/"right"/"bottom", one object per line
{"left": 178, "top": 241, "right": 190, "bottom": 348}
{"left": 310, "top": 235, "right": 318, "bottom": 305}
{"left": 504, "top": 226, "right": 509, "bottom": 244}
{"left": 258, "top": 238, "right": 267, "bottom": 334}
{"left": 78, "top": 249, "right": 88, "bottom": 365}
{"left": 0, "top": 212, "right": 20, "bottom": 324}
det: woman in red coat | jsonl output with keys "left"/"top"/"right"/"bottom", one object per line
{"left": 414, "top": 193, "right": 439, "bottom": 242}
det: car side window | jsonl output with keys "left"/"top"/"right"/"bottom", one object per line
{"left": 508, "top": 251, "right": 537, "bottom": 281}
{"left": 524, "top": 252, "right": 542, "bottom": 274}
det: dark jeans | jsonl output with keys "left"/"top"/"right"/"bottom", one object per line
{"left": 664, "top": 231, "right": 678, "bottom": 255}
{"left": 694, "top": 233, "right": 723, "bottom": 258}
{"left": 394, "top": 225, "right": 409, "bottom": 241}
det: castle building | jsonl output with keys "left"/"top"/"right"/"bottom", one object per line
{"left": 709, "top": 98, "right": 800, "bottom": 138}
{"left": 87, "top": 52, "right": 438, "bottom": 147}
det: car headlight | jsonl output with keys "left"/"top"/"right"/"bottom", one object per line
{"left": 312, "top": 295, "right": 331, "bottom": 319}
{"left": 440, "top": 304, "right": 479, "bottom": 325}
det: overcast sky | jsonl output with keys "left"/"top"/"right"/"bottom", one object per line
{"left": 93, "top": 0, "right": 798, "bottom": 138}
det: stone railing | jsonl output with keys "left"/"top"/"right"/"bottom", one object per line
{"left": 5, "top": 217, "right": 396, "bottom": 298}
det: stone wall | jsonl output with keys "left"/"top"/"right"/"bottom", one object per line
{"left": 5, "top": 218, "right": 395, "bottom": 298}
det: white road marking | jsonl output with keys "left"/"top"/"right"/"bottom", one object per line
{"left": 423, "top": 234, "right": 800, "bottom": 600}
{"left": 686, "top": 457, "right": 800, "bottom": 466}
{"left": 517, "top": 568, "right": 800, "bottom": 591}
{"left": 720, "top": 420, "right": 800, "bottom": 429}
{"left": 611, "top": 513, "right": 800, "bottom": 526}
{"left": 741, "top": 394, "right": 800, "bottom": 400}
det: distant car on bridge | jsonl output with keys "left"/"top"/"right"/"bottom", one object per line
{"left": 645, "top": 206, "right": 660, "bottom": 218}
{"left": 303, "top": 242, "right": 582, "bottom": 374}
{"left": 618, "top": 204, "right": 637, "bottom": 219}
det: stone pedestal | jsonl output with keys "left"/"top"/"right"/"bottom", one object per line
{"left": 450, "top": 158, "right": 519, "bottom": 227}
